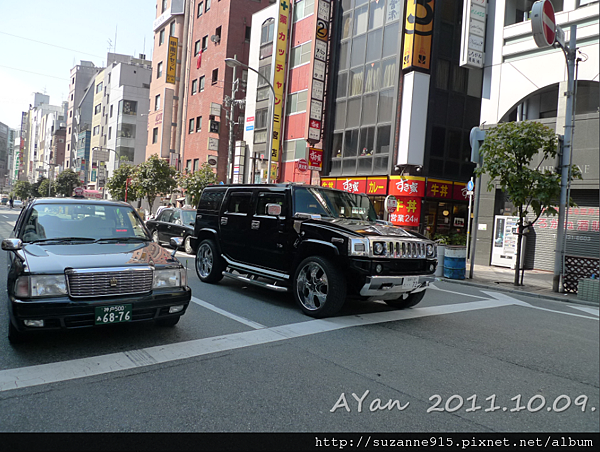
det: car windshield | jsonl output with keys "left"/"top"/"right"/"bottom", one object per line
{"left": 180, "top": 210, "right": 196, "bottom": 225}
{"left": 293, "top": 187, "right": 377, "bottom": 221}
{"left": 20, "top": 202, "right": 151, "bottom": 243}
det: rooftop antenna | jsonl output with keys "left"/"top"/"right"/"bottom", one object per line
{"left": 114, "top": 25, "right": 117, "bottom": 54}
{"left": 107, "top": 38, "right": 113, "bottom": 54}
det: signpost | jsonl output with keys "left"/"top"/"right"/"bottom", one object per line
{"left": 531, "top": 0, "right": 556, "bottom": 48}
{"left": 296, "top": 159, "right": 308, "bottom": 172}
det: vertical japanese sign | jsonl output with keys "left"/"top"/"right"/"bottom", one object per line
{"left": 167, "top": 36, "right": 178, "bottom": 84}
{"left": 307, "top": 0, "right": 331, "bottom": 144}
{"left": 460, "top": 0, "right": 487, "bottom": 68}
{"left": 308, "top": 147, "right": 323, "bottom": 171}
{"left": 402, "top": 0, "right": 435, "bottom": 71}
{"left": 271, "top": 0, "right": 292, "bottom": 180}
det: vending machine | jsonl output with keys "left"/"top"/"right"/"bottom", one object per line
{"left": 490, "top": 215, "right": 519, "bottom": 269}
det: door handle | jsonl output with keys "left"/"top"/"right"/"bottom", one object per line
{"left": 221, "top": 217, "right": 228, "bottom": 225}
{"left": 251, "top": 220, "right": 260, "bottom": 230}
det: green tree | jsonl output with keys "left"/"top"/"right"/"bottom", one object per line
{"left": 178, "top": 163, "right": 217, "bottom": 207}
{"left": 13, "top": 180, "right": 31, "bottom": 200}
{"left": 31, "top": 176, "right": 47, "bottom": 198}
{"left": 475, "top": 121, "right": 581, "bottom": 286}
{"left": 55, "top": 168, "right": 82, "bottom": 197}
{"left": 105, "top": 164, "right": 138, "bottom": 202}
{"left": 38, "top": 179, "right": 56, "bottom": 197}
{"left": 134, "top": 155, "right": 179, "bottom": 213}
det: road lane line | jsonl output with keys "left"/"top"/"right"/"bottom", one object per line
{"left": 429, "top": 283, "right": 484, "bottom": 299}
{"left": 483, "top": 291, "right": 599, "bottom": 321}
{"left": 191, "top": 296, "right": 266, "bottom": 329}
{"left": 567, "top": 305, "right": 599, "bottom": 316}
{"left": 0, "top": 298, "right": 513, "bottom": 393}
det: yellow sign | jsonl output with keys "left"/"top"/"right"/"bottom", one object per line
{"left": 270, "top": 163, "right": 278, "bottom": 182}
{"left": 402, "top": 0, "right": 435, "bottom": 71}
{"left": 167, "top": 36, "right": 178, "bottom": 84}
{"left": 271, "top": 0, "right": 291, "bottom": 174}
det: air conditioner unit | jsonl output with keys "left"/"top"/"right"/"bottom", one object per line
{"left": 207, "top": 155, "right": 218, "bottom": 168}
{"left": 210, "top": 35, "right": 220, "bottom": 43}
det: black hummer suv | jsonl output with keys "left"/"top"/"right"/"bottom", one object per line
{"left": 191, "top": 184, "right": 437, "bottom": 318}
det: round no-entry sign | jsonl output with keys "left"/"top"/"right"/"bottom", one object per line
{"left": 297, "top": 159, "right": 308, "bottom": 172}
{"left": 532, "top": 0, "right": 556, "bottom": 48}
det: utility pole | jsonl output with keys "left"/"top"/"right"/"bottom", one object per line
{"left": 226, "top": 55, "right": 238, "bottom": 184}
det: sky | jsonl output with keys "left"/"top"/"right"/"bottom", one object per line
{"left": 0, "top": 0, "right": 157, "bottom": 129}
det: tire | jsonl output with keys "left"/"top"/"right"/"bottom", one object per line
{"left": 293, "top": 256, "right": 346, "bottom": 318}
{"left": 184, "top": 235, "right": 194, "bottom": 255}
{"left": 195, "top": 239, "right": 225, "bottom": 283}
{"left": 384, "top": 290, "right": 426, "bottom": 309}
{"left": 155, "top": 316, "right": 181, "bottom": 327}
{"left": 152, "top": 230, "right": 160, "bottom": 244}
{"left": 8, "top": 321, "right": 27, "bottom": 344}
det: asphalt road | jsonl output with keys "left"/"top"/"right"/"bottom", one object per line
{"left": 0, "top": 205, "right": 598, "bottom": 434}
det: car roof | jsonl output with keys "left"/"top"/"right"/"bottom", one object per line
{"left": 28, "top": 197, "right": 131, "bottom": 207}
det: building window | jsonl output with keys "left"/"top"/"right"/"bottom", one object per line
{"left": 245, "top": 26, "right": 251, "bottom": 41}
{"left": 196, "top": 116, "right": 202, "bottom": 132}
{"left": 205, "top": 0, "right": 211, "bottom": 13}
{"left": 186, "top": 159, "right": 192, "bottom": 173}
{"left": 93, "top": 126, "right": 100, "bottom": 136}
{"left": 110, "top": 105, "right": 113, "bottom": 118}
{"left": 68, "top": 127, "right": 71, "bottom": 134}
{"left": 193, "top": 158, "right": 200, "bottom": 172}
{"left": 202, "top": 35, "right": 208, "bottom": 50}
{"left": 169, "top": 21, "right": 176, "bottom": 37}
{"left": 161, "top": 0, "right": 167, "bottom": 13}
{"left": 189, "top": 118, "right": 195, "bottom": 133}
{"left": 258, "top": 65, "right": 270, "bottom": 87}
{"left": 191, "top": 79, "right": 198, "bottom": 95}
{"left": 255, "top": 108, "right": 269, "bottom": 129}
{"left": 197, "top": 2, "right": 203, "bottom": 17}
{"left": 95, "top": 82, "right": 103, "bottom": 94}
{"left": 159, "top": 29, "right": 165, "bottom": 46}
{"left": 286, "top": 91, "right": 308, "bottom": 115}
{"left": 261, "top": 19, "right": 275, "bottom": 45}
{"left": 293, "top": 0, "right": 315, "bottom": 23}
{"left": 94, "top": 104, "right": 101, "bottom": 115}
{"left": 155, "top": 94, "right": 161, "bottom": 111}
{"left": 157, "top": 62, "right": 163, "bottom": 79}
{"left": 199, "top": 75, "right": 205, "bottom": 92}
{"left": 215, "top": 26, "right": 221, "bottom": 40}
{"left": 212, "top": 68, "right": 218, "bottom": 85}
{"left": 152, "top": 127, "right": 159, "bottom": 144}
{"left": 290, "top": 42, "right": 312, "bottom": 68}
{"left": 194, "top": 40, "right": 201, "bottom": 56}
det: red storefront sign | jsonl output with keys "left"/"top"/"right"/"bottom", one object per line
{"left": 308, "top": 148, "right": 323, "bottom": 171}
{"left": 389, "top": 176, "right": 425, "bottom": 197}
{"left": 389, "top": 197, "right": 421, "bottom": 227}
{"left": 426, "top": 179, "right": 452, "bottom": 199}
{"left": 366, "top": 177, "right": 388, "bottom": 195}
{"left": 453, "top": 182, "right": 469, "bottom": 201}
{"left": 336, "top": 177, "right": 367, "bottom": 194}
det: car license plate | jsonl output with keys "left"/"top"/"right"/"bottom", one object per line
{"left": 401, "top": 277, "right": 419, "bottom": 289}
{"left": 95, "top": 304, "right": 132, "bottom": 325}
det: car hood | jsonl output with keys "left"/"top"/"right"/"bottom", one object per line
{"left": 301, "top": 217, "right": 422, "bottom": 239}
{"left": 21, "top": 241, "right": 180, "bottom": 274}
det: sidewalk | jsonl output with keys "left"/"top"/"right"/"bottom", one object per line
{"left": 439, "top": 264, "right": 599, "bottom": 306}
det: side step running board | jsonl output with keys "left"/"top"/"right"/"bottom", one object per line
{"left": 223, "top": 271, "right": 288, "bottom": 292}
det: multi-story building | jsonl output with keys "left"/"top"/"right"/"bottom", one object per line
{"left": 65, "top": 61, "right": 102, "bottom": 171}
{"left": 0, "top": 122, "right": 9, "bottom": 183}
{"left": 473, "top": 0, "right": 599, "bottom": 274}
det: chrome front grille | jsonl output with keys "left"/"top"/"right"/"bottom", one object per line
{"left": 66, "top": 267, "right": 153, "bottom": 298}
{"left": 369, "top": 239, "right": 428, "bottom": 259}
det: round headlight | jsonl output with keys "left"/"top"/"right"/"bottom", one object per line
{"left": 426, "top": 243, "right": 435, "bottom": 257}
{"left": 374, "top": 242, "right": 384, "bottom": 255}
{"left": 376, "top": 264, "right": 383, "bottom": 273}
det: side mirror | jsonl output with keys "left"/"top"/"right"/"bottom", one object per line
{"left": 266, "top": 203, "right": 282, "bottom": 216}
{"left": 1, "top": 238, "right": 23, "bottom": 251}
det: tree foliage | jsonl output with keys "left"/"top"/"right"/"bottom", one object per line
{"left": 38, "top": 179, "right": 56, "bottom": 197}
{"left": 178, "top": 163, "right": 218, "bottom": 207}
{"left": 13, "top": 181, "right": 31, "bottom": 200}
{"left": 134, "top": 155, "right": 179, "bottom": 213}
{"left": 31, "top": 177, "right": 47, "bottom": 198}
{"left": 55, "top": 168, "right": 82, "bottom": 197}
{"left": 105, "top": 164, "right": 138, "bottom": 202}
{"left": 475, "top": 121, "right": 582, "bottom": 285}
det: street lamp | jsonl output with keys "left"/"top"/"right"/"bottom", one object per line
{"left": 225, "top": 57, "right": 276, "bottom": 184}
{"left": 36, "top": 161, "right": 58, "bottom": 197}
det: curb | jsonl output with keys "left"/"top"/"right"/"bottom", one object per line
{"left": 438, "top": 277, "right": 599, "bottom": 307}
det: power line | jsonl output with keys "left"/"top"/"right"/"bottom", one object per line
{"left": 0, "top": 65, "right": 68, "bottom": 81}
{"left": 0, "top": 31, "right": 104, "bottom": 59}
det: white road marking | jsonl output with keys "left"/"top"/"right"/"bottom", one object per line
{"left": 483, "top": 291, "right": 599, "bottom": 321}
{"left": 429, "top": 283, "right": 484, "bottom": 299}
{"left": 567, "top": 305, "right": 599, "bottom": 316}
{"left": 2, "top": 215, "right": 8, "bottom": 219}
{"left": 191, "top": 296, "right": 266, "bottom": 329}
{"left": 0, "top": 298, "right": 513, "bottom": 393}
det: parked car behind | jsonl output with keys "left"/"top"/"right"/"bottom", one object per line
{"left": 146, "top": 207, "right": 196, "bottom": 254}
{"left": 2, "top": 197, "right": 191, "bottom": 344}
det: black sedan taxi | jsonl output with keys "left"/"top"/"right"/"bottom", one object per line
{"left": 2, "top": 197, "right": 191, "bottom": 344}
{"left": 146, "top": 208, "right": 196, "bottom": 254}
